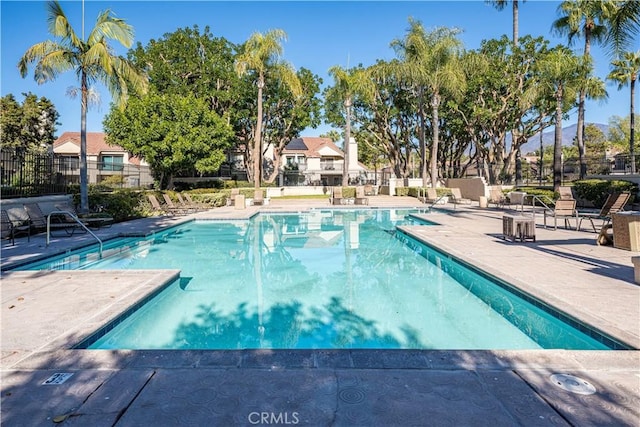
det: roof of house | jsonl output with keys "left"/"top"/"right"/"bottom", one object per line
{"left": 53, "top": 132, "right": 142, "bottom": 165}
{"left": 282, "top": 137, "right": 344, "bottom": 159}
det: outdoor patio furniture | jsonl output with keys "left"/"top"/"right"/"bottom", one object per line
{"left": 577, "top": 191, "right": 631, "bottom": 232}
{"left": 162, "top": 193, "right": 195, "bottom": 214}
{"left": 502, "top": 214, "right": 536, "bottom": 242}
{"left": 253, "top": 189, "right": 265, "bottom": 206}
{"left": 508, "top": 191, "right": 527, "bottom": 211}
{"left": 227, "top": 188, "right": 240, "bottom": 206}
{"left": 543, "top": 199, "right": 578, "bottom": 230}
{"left": 24, "top": 202, "right": 84, "bottom": 236}
{"left": 148, "top": 194, "right": 183, "bottom": 216}
{"left": 489, "top": 188, "right": 506, "bottom": 208}
{"left": 449, "top": 188, "right": 471, "bottom": 205}
{"left": 355, "top": 186, "right": 369, "bottom": 205}
{"left": 177, "top": 193, "right": 208, "bottom": 211}
{"left": 330, "top": 187, "right": 345, "bottom": 205}
{"left": 1, "top": 209, "right": 30, "bottom": 245}
{"left": 55, "top": 202, "right": 114, "bottom": 229}
{"left": 558, "top": 186, "right": 575, "bottom": 200}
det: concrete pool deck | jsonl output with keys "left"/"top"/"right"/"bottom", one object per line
{"left": 1, "top": 195, "right": 639, "bottom": 426}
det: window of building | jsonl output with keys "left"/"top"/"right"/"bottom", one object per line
{"left": 101, "top": 155, "right": 124, "bottom": 171}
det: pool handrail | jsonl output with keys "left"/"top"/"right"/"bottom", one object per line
{"left": 46, "top": 210, "right": 103, "bottom": 257}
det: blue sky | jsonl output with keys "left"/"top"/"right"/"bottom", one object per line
{"left": 1, "top": 0, "right": 635, "bottom": 137}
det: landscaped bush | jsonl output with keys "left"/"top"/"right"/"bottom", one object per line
{"left": 573, "top": 179, "right": 637, "bottom": 207}
{"left": 512, "top": 187, "right": 556, "bottom": 204}
{"left": 72, "top": 188, "right": 146, "bottom": 222}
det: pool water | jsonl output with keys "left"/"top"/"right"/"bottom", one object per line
{"left": 22, "top": 209, "right": 611, "bottom": 350}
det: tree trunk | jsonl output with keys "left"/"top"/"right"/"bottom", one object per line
{"left": 577, "top": 31, "right": 591, "bottom": 179}
{"left": 553, "top": 87, "right": 564, "bottom": 191}
{"left": 630, "top": 77, "right": 636, "bottom": 174}
{"left": 342, "top": 98, "right": 352, "bottom": 187}
{"left": 512, "top": 0, "right": 519, "bottom": 46}
{"left": 80, "top": 71, "right": 89, "bottom": 213}
{"left": 419, "top": 88, "right": 428, "bottom": 188}
{"left": 429, "top": 92, "right": 441, "bottom": 188}
{"left": 254, "top": 76, "right": 264, "bottom": 190}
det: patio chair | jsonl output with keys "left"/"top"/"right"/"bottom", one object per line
{"left": 488, "top": 188, "right": 506, "bottom": 208}
{"left": 253, "top": 189, "right": 265, "bottom": 206}
{"left": 449, "top": 188, "right": 471, "bottom": 205}
{"left": 55, "top": 202, "right": 114, "bottom": 229}
{"left": 364, "top": 184, "right": 374, "bottom": 196}
{"left": 543, "top": 199, "right": 578, "bottom": 230}
{"left": 1, "top": 209, "right": 30, "bottom": 245}
{"left": 147, "top": 194, "right": 182, "bottom": 216}
{"left": 162, "top": 193, "right": 195, "bottom": 214}
{"left": 558, "top": 186, "right": 575, "bottom": 200}
{"left": 355, "top": 186, "right": 369, "bottom": 205}
{"left": 227, "top": 188, "right": 240, "bottom": 206}
{"left": 24, "top": 202, "right": 85, "bottom": 236}
{"left": 419, "top": 188, "right": 439, "bottom": 204}
{"left": 577, "top": 191, "right": 631, "bottom": 232}
{"left": 177, "top": 193, "right": 208, "bottom": 211}
{"left": 330, "top": 187, "right": 344, "bottom": 205}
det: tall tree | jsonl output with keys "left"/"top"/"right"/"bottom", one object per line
{"left": 409, "top": 25, "right": 465, "bottom": 188}
{"left": 326, "top": 65, "right": 374, "bottom": 186}
{"left": 536, "top": 46, "right": 584, "bottom": 191}
{"left": 553, "top": 0, "right": 609, "bottom": 179}
{"left": 486, "top": 0, "right": 524, "bottom": 45}
{"left": 1, "top": 93, "right": 59, "bottom": 151}
{"left": 235, "top": 29, "right": 301, "bottom": 190}
{"left": 608, "top": 50, "right": 640, "bottom": 173}
{"left": 18, "top": 1, "right": 148, "bottom": 212}
{"left": 605, "top": 0, "right": 640, "bottom": 58}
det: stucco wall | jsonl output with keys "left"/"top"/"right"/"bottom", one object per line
{"left": 445, "top": 177, "right": 488, "bottom": 201}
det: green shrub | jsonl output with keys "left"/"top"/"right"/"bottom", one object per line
{"left": 73, "top": 189, "right": 146, "bottom": 222}
{"left": 513, "top": 187, "right": 556, "bottom": 204}
{"left": 395, "top": 187, "right": 410, "bottom": 196}
{"left": 573, "top": 179, "right": 637, "bottom": 207}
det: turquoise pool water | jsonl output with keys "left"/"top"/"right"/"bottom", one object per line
{"left": 20, "top": 209, "right": 612, "bottom": 350}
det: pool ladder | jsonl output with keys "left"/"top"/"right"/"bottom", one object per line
{"left": 46, "top": 210, "right": 103, "bottom": 257}
{"left": 418, "top": 188, "right": 448, "bottom": 210}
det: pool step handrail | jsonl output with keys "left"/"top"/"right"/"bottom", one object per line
{"left": 529, "top": 194, "right": 555, "bottom": 216}
{"left": 418, "top": 188, "right": 448, "bottom": 210}
{"left": 46, "top": 210, "right": 103, "bottom": 257}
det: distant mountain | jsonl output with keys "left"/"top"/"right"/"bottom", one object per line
{"left": 519, "top": 123, "right": 609, "bottom": 154}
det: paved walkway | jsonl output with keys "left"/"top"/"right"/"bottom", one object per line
{"left": 1, "top": 196, "right": 639, "bottom": 426}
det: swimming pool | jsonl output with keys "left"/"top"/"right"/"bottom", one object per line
{"left": 18, "top": 209, "right": 616, "bottom": 350}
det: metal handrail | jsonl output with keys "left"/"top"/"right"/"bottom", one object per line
{"left": 418, "top": 188, "right": 449, "bottom": 210}
{"left": 529, "top": 194, "right": 555, "bottom": 216}
{"left": 46, "top": 210, "right": 103, "bottom": 257}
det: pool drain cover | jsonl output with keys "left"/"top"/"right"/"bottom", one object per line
{"left": 549, "top": 374, "right": 596, "bottom": 395}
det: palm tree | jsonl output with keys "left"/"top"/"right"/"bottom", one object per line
{"left": 18, "top": 1, "right": 148, "bottom": 213}
{"left": 608, "top": 50, "right": 640, "bottom": 173}
{"left": 486, "top": 0, "right": 525, "bottom": 45}
{"left": 235, "top": 29, "right": 301, "bottom": 190}
{"left": 327, "top": 66, "right": 374, "bottom": 186}
{"left": 537, "top": 47, "right": 584, "bottom": 191}
{"left": 605, "top": 0, "right": 640, "bottom": 58}
{"left": 391, "top": 21, "right": 465, "bottom": 188}
{"left": 487, "top": 0, "right": 525, "bottom": 184}
{"left": 553, "top": 0, "right": 609, "bottom": 179}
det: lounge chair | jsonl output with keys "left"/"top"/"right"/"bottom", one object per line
{"left": 449, "top": 188, "right": 471, "bottom": 205}
{"left": 489, "top": 188, "right": 506, "bottom": 208}
{"left": 419, "top": 188, "right": 439, "bottom": 204}
{"left": 330, "top": 187, "right": 344, "bottom": 205}
{"left": 1, "top": 209, "right": 30, "bottom": 245}
{"left": 558, "top": 186, "right": 574, "bottom": 200}
{"left": 55, "top": 202, "right": 113, "bottom": 229}
{"left": 177, "top": 193, "right": 208, "bottom": 211}
{"left": 543, "top": 199, "right": 578, "bottom": 230}
{"left": 227, "top": 188, "right": 240, "bottom": 206}
{"left": 147, "top": 194, "right": 182, "bottom": 216}
{"left": 253, "top": 189, "right": 265, "bottom": 206}
{"left": 162, "top": 193, "right": 195, "bottom": 214}
{"left": 578, "top": 191, "right": 631, "bottom": 232}
{"left": 355, "top": 186, "right": 369, "bottom": 205}
{"left": 24, "top": 202, "right": 84, "bottom": 236}
{"left": 364, "top": 184, "right": 374, "bottom": 196}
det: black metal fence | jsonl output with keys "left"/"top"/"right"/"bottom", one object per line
{"left": 1, "top": 148, "right": 154, "bottom": 199}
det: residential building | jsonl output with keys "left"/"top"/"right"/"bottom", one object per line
{"left": 278, "top": 137, "right": 371, "bottom": 186}
{"left": 53, "top": 132, "right": 153, "bottom": 188}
